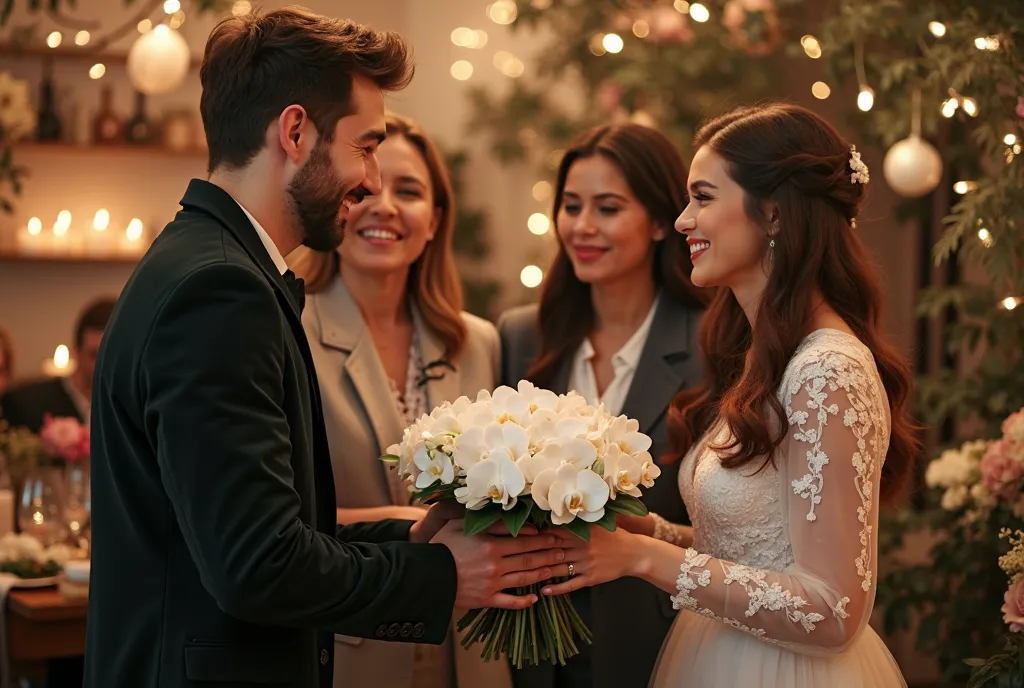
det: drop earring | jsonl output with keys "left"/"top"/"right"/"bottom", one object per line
{"left": 769, "top": 239, "right": 776, "bottom": 249}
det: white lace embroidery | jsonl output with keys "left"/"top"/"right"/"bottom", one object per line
{"left": 651, "top": 511, "right": 690, "bottom": 546}
{"left": 783, "top": 344, "right": 885, "bottom": 592}
{"left": 670, "top": 330, "right": 890, "bottom": 647}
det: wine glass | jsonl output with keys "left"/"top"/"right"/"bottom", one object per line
{"left": 63, "top": 461, "right": 90, "bottom": 548}
{"left": 18, "top": 467, "right": 67, "bottom": 547}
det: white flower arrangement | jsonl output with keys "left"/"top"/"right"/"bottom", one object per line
{"left": 382, "top": 380, "right": 661, "bottom": 667}
{"left": 0, "top": 71, "right": 36, "bottom": 143}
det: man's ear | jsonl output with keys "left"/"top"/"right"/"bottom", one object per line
{"left": 276, "top": 104, "right": 312, "bottom": 165}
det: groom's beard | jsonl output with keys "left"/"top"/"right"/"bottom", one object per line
{"left": 288, "top": 143, "right": 346, "bottom": 252}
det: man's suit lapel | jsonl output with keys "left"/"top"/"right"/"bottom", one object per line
{"left": 178, "top": 179, "right": 303, "bottom": 320}
{"left": 316, "top": 279, "right": 409, "bottom": 505}
{"left": 178, "top": 178, "right": 335, "bottom": 530}
{"left": 619, "top": 297, "right": 696, "bottom": 436}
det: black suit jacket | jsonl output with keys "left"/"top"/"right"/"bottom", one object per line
{"left": 1, "top": 377, "right": 82, "bottom": 433}
{"left": 498, "top": 298, "right": 702, "bottom": 688}
{"left": 85, "top": 179, "right": 458, "bottom": 688}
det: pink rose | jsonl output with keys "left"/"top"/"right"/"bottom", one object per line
{"left": 40, "top": 414, "right": 89, "bottom": 462}
{"left": 1002, "top": 578, "right": 1024, "bottom": 632}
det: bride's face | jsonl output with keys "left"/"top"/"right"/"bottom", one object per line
{"left": 675, "top": 145, "right": 772, "bottom": 298}
{"left": 337, "top": 135, "right": 439, "bottom": 276}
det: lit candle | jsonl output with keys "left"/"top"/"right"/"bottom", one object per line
{"left": 16, "top": 216, "right": 44, "bottom": 255}
{"left": 52, "top": 210, "right": 72, "bottom": 255}
{"left": 90, "top": 208, "right": 112, "bottom": 256}
{"left": 120, "top": 218, "right": 144, "bottom": 256}
{"left": 42, "top": 344, "right": 73, "bottom": 377}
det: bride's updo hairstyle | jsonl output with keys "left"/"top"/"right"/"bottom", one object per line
{"left": 665, "top": 103, "right": 919, "bottom": 503}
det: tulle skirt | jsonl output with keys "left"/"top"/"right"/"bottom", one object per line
{"left": 650, "top": 612, "right": 907, "bottom": 688}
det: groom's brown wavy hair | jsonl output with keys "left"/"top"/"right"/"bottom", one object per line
{"left": 665, "top": 103, "right": 921, "bottom": 503}
{"left": 200, "top": 5, "right": 413, "bottom": 174}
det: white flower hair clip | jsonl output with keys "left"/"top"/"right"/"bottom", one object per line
{"left": 849, "top": 145, "right": 870, "bottom": 184}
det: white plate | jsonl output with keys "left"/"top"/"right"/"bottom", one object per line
{"left": 0, "top": 573, "right": 59, "bottom": 589}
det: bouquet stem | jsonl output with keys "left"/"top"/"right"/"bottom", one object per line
{"left": 457, "top": 580, "right": 591, "bottom": 668}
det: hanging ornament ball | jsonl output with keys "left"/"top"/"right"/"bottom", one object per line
{"left": 882, "top": 135, "right": 943, "bottom": 198}
{"left": 127, "top": 24, "right": 191, "bottom": 96}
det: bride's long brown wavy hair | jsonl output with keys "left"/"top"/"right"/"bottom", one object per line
{"left": 665, "top": 103, "right": 920, "bottom": 503}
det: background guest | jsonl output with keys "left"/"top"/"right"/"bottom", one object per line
{"left": 498, "top": 122, "right": 706, "bottom": 688}
{"left": 1, "top": 297, "right": 116, "bottom": 432}
{"left": 291, "top": 112, "right": 511, "bottom": 688}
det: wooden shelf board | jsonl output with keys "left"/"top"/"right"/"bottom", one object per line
{"left": 0, "top": 250, "right": 139, "bottom": 264}
{"left": 14, "top": 141, "right": 207, "bottom": 160}
{"left": 0, "top": 43, "right": 201, "bottom": 68}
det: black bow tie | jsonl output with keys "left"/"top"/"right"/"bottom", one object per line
{"left": 282, "top": 269, "right": 305, "bottom": 313}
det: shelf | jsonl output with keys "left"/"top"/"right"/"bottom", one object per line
{"left": 13, "top": 141, "right": 207, "bottom": 160}
{"left": 0, "top": 43, "right": 201, "bottom": 68}
{"left": 0, "top": 250, "right": 139, "bottom": 264}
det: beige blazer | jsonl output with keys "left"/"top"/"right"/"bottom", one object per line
{"left": 302, "top": 276, "right": 511, "bottom": 688}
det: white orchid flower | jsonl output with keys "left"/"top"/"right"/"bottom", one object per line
{"left": 605, "top": 415, "right": 653, "bottom": 456}
{"left": 518, "top": 435, "right": 597, "bottom": 484}
{"left": 488, "top": 385, "right": 531, "bottom": 426}
{"left": 532, "top": 462, "right": 609, "bottom": 525}
{"left": 453, "top": 425, "right": 490, "bottom": 470}
{"left": 601, "top": 444, "right": 642, "bottom": 498}
{"left": 455, "top": 447, "right": 528, "bottom": 510}
{"left": 413, "top": 444, "right": 456, "bottom": 488}
{"left": 517, "top": 379, "right": 560, "bottom": 415}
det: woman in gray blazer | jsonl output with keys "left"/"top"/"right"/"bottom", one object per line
{"left": 291, "top": 113, "right": 511, "bottom": 688}
{"left": 498, "top": 123, "right": 707, "bottom": 688}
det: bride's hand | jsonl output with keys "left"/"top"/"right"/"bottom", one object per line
{"left": 539, "top": 525, "right": 639, "bottom": 596}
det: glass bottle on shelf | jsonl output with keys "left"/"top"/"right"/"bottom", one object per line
{"left": 36, "top": 59, "right": 63, "bottom": 142}
{"left": 124, "top": 91, "right": 156, "bottom": 145}
{"left": 92, "top": 85, "right": 123, "bottom": 144}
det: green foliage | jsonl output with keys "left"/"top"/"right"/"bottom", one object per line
{"left": 444, "top": 149, "right": 502, "bottom": 319}
{"left": 467, "top": 0, "right": 809, "bottom": 174}
{"left": 965, "top": 633, "right": 1024, "bottom": 688}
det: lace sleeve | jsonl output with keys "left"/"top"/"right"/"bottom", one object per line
{"left": 668, "top": 345, "right": 890, "bottom": 655}
{"left": 651, "top": 512, "right": 691, "bottom": 546}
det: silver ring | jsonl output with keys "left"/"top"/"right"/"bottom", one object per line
{"left": 567, "top": 563, "right": 575, "bottom": 577}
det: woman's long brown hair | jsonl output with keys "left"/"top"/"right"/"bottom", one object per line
{"left": 289, "top": 112, "right": 468, "bottom": 361}
{"left": 665, "top": 103, "right": 920, "bottom": 503}
{"left": 526, "top": 123, "right": 706, "bottom": 388}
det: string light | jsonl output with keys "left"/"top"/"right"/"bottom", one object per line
{"left": 487, "top": 1, "right": 518, "bottom": 25}
{"left": 137, "top": 18, "right": 152, "bottom": 33}
{"left": 811, "top": 81, "right": 831, "bottom": 99}
{"left": 126, "top": 219, "right": 144, "bottom": 241}
{"left": 1005, "top": 134, "right": 1018, "bottom": 146}
{"left": 801, "top": 35, "right": 822, "bottom": 59}
{"left": 953, "top": 180, "right": 977, "bottom": 194}
{"left": 689, "top": 3, "right": 710, "bottom": 22}
{"left": 589, "top": 34, "right": 607, "bottom": 56}
{"left": 451, "top": 27, "right": 474, "bottom": 46}
{"left": 857, "top": 87, "right": 875, "bottom": 112}
{"left": 46, "top": 31, "right": 62, "bottom": 48}
{"left": 602, "top": 33, "right": 624, "bottom": 54}
{"left": 74, "top": 31, "right": 90, "bottom": 46}
{"left": 977, "top": 227, "right": 993, "bottom": 247}
{"left": 93, "top": 209, "right": 110, "bottom": 231}
{"left": 169, "top": 10, "right": 185, "bottom": 29}
{"left": 527, "top": 213, "right": 551, "bottom": 235}
{"left": 27, "top": 217, "right": 42, "bottom": 236}
{"left": 632, "top": 20, "right": 650, "bottom": 38}
{"left": 674, "top": 0, "right": 690, "bottom": 13}
{"left": 974, "top": 35, "right": 999, "bottom": 51}
{"left": 162, "top": 0, "right": 181, "bottom": 14}
{"left": 1001, "top": 297, "right": 1021, "bottom": 311}
{"left": 231, "top": 0, "right": 251, "bottom": 15}
{"left": 928, "top": 21, "right": 946, "bottom": 37}
{"left": 961, "top": 97, "right": 978, "bottom": 116}
{"left": 89, "top": 63, "right": 106, "bottom": 79}
{"left": 450, "top": 60, "right": 473, "bottom": 80}
{"left": 520, "top": 265, "right": 543, "bottom": 288}
{"left": 941, "top": 98, "right": 958, "bottom": 117}
{"left": 532, "top": 181, "right": 552, "bottom": 202}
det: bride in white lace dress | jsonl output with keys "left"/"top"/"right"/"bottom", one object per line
{"left": 543, "top": 104, "right": 918, "bottom": 687}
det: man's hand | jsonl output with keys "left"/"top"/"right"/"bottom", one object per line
{"left": 409, "top": 501, "right": 465, "bottom": 544}
{"left": 431, "top": 520, "right": 565, "bottom": 610}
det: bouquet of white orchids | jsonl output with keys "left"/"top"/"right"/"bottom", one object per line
{"left": 382, "top": 380, "right": 661, "bottom": 667}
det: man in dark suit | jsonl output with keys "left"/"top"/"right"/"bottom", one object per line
{"left": 1, "top": 297, "right": 114, "bottom": 432}
{"left": 85, "top": 8, "right": 565, "bottom": 687}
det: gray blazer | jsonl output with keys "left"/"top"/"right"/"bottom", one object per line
{"left": 497, "top": 297, "right": 702, "bottom": 688}
{"left": 303, "top": 276, "right": 512, "bottom": 688}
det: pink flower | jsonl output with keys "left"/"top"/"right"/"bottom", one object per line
{"left": 980, "top": 440, "right": 1024, "bottom": 502}
{"left": 1002, "top": 578, "right": 1024, "bottom": 632}
{"left": 39, "top": 414, "right": 89, "bottom": 462}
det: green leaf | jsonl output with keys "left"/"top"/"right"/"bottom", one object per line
{"left": 501, "top": 498, "right": 534, "bottom": 537}
{"left": 379, "top": 453, "right": 399, "bottom": 464}
{"left": 594, "top": 509, "right": 616, "bottom": 533}
{"left": 604, "top": 494, "right": 649, "bottom": 517}
{"left": 561, "top": 518, "right": 591, "bottom": 541}
{"left": 464, "top": 505, "right": 502, "bottom": 537}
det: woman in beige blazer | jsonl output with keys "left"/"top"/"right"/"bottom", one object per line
{"left": 290, "top": 113, "right": 510, "bottom": 688}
